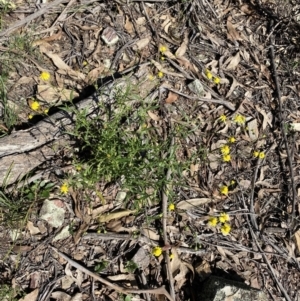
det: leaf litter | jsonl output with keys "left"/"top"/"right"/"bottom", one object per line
{"left": 0, "top": 0, "right": 300, "bottom": 300}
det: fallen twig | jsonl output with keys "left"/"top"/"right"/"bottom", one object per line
{"left": 51, "top": 246, "right": 175, "bottom": 301}
{"left": 0, "top": 0, "right": 69, "bottom": 39}
{"left": 269, "top": 21, "right": 297, "bottom": 222}
{"left": 165, "top": 87, "right": 235, "bottom": 111}
{"left": 239, "top": 193, "right": 292, "bottom": 301}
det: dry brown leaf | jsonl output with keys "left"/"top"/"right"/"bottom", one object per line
{"left": 151, "top": 60, "right": 185, "bottom": 78}
{"left": 133, "top": 37, "right": 150, "bottom": 50}
{"left": 255, "top": 105, "right": 272, "bottom": 130}
{"left": 124, "top": 15, "right": 134, "bottom": 34}
{"left": 247, "top": 119, "right": 258, "bottom": 141}
{"left": 136, "top": 17, "right": 146, "bottom": 25}
{"left": 177, "top": 198, "right": 211, "bottom": 210}
{"left": 227, "top": 16, "right": 242, "bottom": 42}
{"left": 225, "top": 75, "right": 240, "bottom": 98}
{"left": 142, "top": 228, "right": 160, "bottom": 241}
{"left": 147, "top": 110, "right": 161, "bottom": 121}
{"left": 176, "top": 57, "right": 198, "bottom": 72}
{"left": 19, "top": 289, "right": 39, "bottom": 301}
{"left": 51, "top": 291, "right": 71, "bottom": 301}
{"left": 87, "top": 65, "right": 105, "bottom": 83}
{"left": 294, "top": 231, "right": 300, "bottom": 255}
{"left": 224, "top": 52, "right": 241, "bottom": 70}
{"left": 39, "top": 45, "right": 86, "bottom": 81}
{"left": 175, "top": 31, "right": 188, "bottom": 58}
{"left": 217, "top": 246, "right": 226, "bottom": 258}
{"left": 98, "top": 210, "right": 135, "bottom": 223}
{"left": 107, "top": 274, "right": 136, "bottom": 281}
{"left": 37, "top": 84, "right": 79, "bottom": 103}
{"left": 33, "top": 30, "right": 62, "bottom": 46}
{"left": 165, "top": 91, "right": 178, "bottom": 104}
{"left": 170, "top": 248, "right": 188, "bottom": 289}
{"left": 27, "top": 221, "right": 40, "bottom": 235}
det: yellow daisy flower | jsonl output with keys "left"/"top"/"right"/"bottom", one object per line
{"left": 233, "top": 114, "right": 246, "bottom": 125}
{"left": 228, "top": 136, "right": 236, "bottom": 143}
{"left": 30, "top": 101, "right": 40, "bottom": 111}
{"left": 213, "top": 77, "right": 220, "bottom": 84}
{"left": 219, "top": 212, "right": 230, "bottom": 223}
{"left": 259, "top": 152, "right": 265, "bottom": 159}
{"left": 60, "top": 183, "right": 69, "bottom": 194}
{"left": 253, "top": 151, "right": 259, "bottom": 158}
{"left": 208, "top": 216, "right": 218, "bottom": 227}
{"left": 159, "top": 45, "right": 167, "bottom": 53}
{"left": 158, "top": 71, "right": 164, "bottom": 78}
{"left": 223, "top": 154, "right": 231, "bottom": 162}
{"left": 219, "top": 114, "right": 227, "bottom": 122}
{"left": 168, "top": 203, "right": 175, "bottom": 211}
{"left": 39, "top": 71, "right": 51, "bottom": 81}
{"left": 220, "top": 185, "right": 228, "bottom": 195}
{"left": 205, "top": 69, "right": 213, "bottom": 80}
{"left": 220, "top": 223, "right": 231, "bottom": 236}
{"left": 152, "top": 246, "right": 162, "bottom": 257}
{"left": 221, "top": 145, "right": 230, "bottom": 155}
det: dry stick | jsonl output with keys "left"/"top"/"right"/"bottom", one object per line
{"left": 162, "top": 138, "right": 176, "bottom": 300}
{"left": 0, "top": 0, "right": 69, "bottom": 38}
{"left": 166, "top": 87, "right": 235, "bottom": 111}
{"left": 248, "top": 158, "right": 263, "bottom": 231}
{"left": 239, "top": 194, "right": 292, "bottom": 301}
{"left": 269, "top": 29, "right": 297, "bottom": 221}
{"left": 51, "top": 247, "right": 175, "bottom": 301}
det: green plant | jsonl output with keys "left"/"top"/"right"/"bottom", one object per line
{"left": 0, "top": 76, "right": 18, "bottom": 136}
{"left": 125, "top": 260, "right": 138, "bottom": 273}
{"left": 0, "top": 284, "right": 19, "bottom": 301}
{"left": 66, "top": 82, "right": 193, "bottom": 209}
{"left": 0, "top": 180, "right": 55, "bottom": 228}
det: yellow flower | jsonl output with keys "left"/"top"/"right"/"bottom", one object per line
{"left": 220, "top": 185, "right": 228, "bottom": 195}
{"left": 213, "top": 77, "right": 220, "bottom": 84}
{"left": 44, "top": 108, "right": 49, "bottom": 114}
{"left": 82, "top": 61, "right": 88, "bottom": 66}
{"left": 253, "top": 151, "right": 259, "bottom": 158}
{"left": 152, "top": 246, "right": 162, "bottom": 257}
{"left": 30, "top": 101, "right": 40, "bottom": 111}
{"left": 223, "top": 154, "right": 231, "bottom": 162}
{"left": 169, "top": 253, "right": 174, "bottom": 260}
{"left": 233, "top": 114, "right": 246, "bottom": 125}
{"left": 168, "top": 203, "right": 175, "bottom": 211}
{"left": 220, "top": 223, "right": 231, "bottom": 236}
{"left": 60, "top": 183, "right": 69, "bottom": 194}
{"left": 148, "top": 74, "right": 156, "bottom": 81}
{"left": 259, "top": 152, "right": 265, "bottom": 159}
{"left": 228, "top": 136, "right": 236, "bottom": 143}
{"left": 160, "top": 56, "right": 165, "bottom": 61}
{"left": 39, "top": 71, "right": 51, "bottom": 81}
{"left": 219, "top": 114, "right": 227, "bottom": 122}
{"left": 158, "top": 71, "right": 164, "bottom": 78}
{"left": 28, "top": 114, "right": 33, "bottom": 119}
{"left": 219, "top": 212, "right": 230, "bottom": 223}
{"left": 221, "top": 145, "right": 230, "bottom": 155}
{"left": 205, "top": 69, "right": 213, "bottom": 80}
{"left": 159, "top": 45, "right": 167, "bottom": 53}
{"left": 230, "top": 179, "right": 236, "bottom": 185}
{"left": 208, "top": 216, "right": 218, "bottom": 227}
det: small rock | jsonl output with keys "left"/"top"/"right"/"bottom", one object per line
{"left": 101, "top": 27, "right": 119, "bottom": 46}
{"left": 39, "top": 199, "right": 65, "bottom": 228}
{"left": 188, "top": 79, "right": 204, "bottom": 97}
{"left": 196, "top": 275, "right": 268, "bottom": 301}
